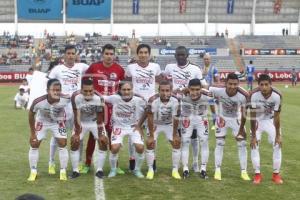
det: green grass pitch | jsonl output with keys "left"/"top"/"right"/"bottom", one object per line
{"left": 0, "top": 84, "right": 300, "bottom": 200}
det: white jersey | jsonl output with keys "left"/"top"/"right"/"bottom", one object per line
{"left": 19, "top": 84, "right": 30, "bottom": 93}
{"left": 104, "top": 94, "right": 146, "bottom": 127}
{"left": 148, "top": 94, "right": 179, "bottom": 125}
{"left": 164, "top": 62, "right": 207, "bottom": 90}
{"left": 250, "top": 87, "right": 282, "bottom": 120}
{"left": 30, "top": 95, "right": 71, "bottom": 124}
{"left": 14, "top": 93, "right": 29, "bottom": 106}
{"left": 71, "top": 91, "right": 104, "bottom": 123}
{"left": 209, "top": 86, "right": 249, "bottom": 119}
{"left": 48, "top": 63, "right": 89, "bottom": 96}
{"left": 125, "top": 62, "right": 161, "bottom": 101}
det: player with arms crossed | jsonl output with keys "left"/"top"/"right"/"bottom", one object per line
{"left": 250, "top": 74, "right": 283, "bottom": 184}
{"left": 27, "top": 79, "right": 70, "bottom": 181}
{"left": 104, "top": 82, "right": 146, "bottom": 178}
{"left": 83, "top": 44, "right": 125, "bottom": 174}
{"left": 209, "top": 73, "right": 251, "bottom": 181}
{"left": 70, "top": 78, "right": 108, "bottom": 179}
{"left": 163, "top": 46, "right": 207, "bottom": 173}
{"left": 125, "top": 44, "right": 162, "bottom": 171}
{"left": 47, "top": 45, "right": 89, "bottom": 175}
{"left": 145, "top": 80, "right": 181, "bottom": 180}
{"left": 180, "top": 79, "right": 212, "bottom": 179}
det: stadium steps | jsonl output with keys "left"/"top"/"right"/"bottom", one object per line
{"left": 227, "top": 38, "right": 245, "bottom": 72}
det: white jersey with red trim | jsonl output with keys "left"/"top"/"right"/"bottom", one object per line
{"left": 71, "top": 91, "right": 104, "bottom": 123}
{"left": 30, "top": 95, "right": 71, "bottom": 124}
{"left": 164, "top": 62, "right": 207, "bottom": 90}
{"left": 209, "top": 86, "right": 249, "bottom": 119}
{"left": 250, "top": 87, "right": 282, "bottom": 120}
{"left": 125, "top": 62, "right": 161, "bottom": 101}
{"left": 48, "top": 63, "right": 89, "bottom": 96}
{"left": 104, "top": 94, "right": 146, "bottom": 127}
{"left": 181, "top": 89, "right": 213, "bottom": 117}
{"left": 148, "top": 94, "right": 179, "bottom": 125}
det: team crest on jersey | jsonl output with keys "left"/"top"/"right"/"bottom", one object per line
{"left": 35, "top": 122, "right": 43, "bottom": 131}
{"left": 110, "top": 73, "right": 118, "bottom": 80}
{"left": 182, "top": 118, "right": 190, "bottom": 128}
{"left": 113, "top": 128, "right": 121, "bottom": 135}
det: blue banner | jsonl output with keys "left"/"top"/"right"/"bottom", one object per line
{"left": 132, "top": 0, "right": 140, "bottom": 15}
{"left": 67, "top": 0, "right": 111, "bottom": 20}
{"left": 17, "top": 0, "right": 62, "bottom": 20}
{"left": 227, "top": 0, "right": 234, "bottom": 14}
{"left": 159, "top": 48, "right": 217, "bottom": 55}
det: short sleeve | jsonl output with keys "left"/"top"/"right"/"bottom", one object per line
{"left": 274, "top": 95, "right": 281, "bottom": 112}
{"left": 125, "top": 65, "right": 132, "bottom": 77}
{"left": 48, "top": 66, "right": 58, "bottom": 79}
{"left": 163, "top": 64, "right": 171, "bottom": 76}
{"left": 155, "top": 64, "right": 162, "bottom": 76}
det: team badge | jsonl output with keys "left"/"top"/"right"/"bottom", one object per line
{"left": 113, "top": 128, "right": 121, "bottom": 135}
{"left": 110, "top": 73, "right": 117, "bottom": 80}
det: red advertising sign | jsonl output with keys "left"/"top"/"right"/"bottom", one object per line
{"left": 0, "top": 72, "right": 28, "bottom": 82}
{"left": 244, "top": 48, "right": 300, "bottom": 56}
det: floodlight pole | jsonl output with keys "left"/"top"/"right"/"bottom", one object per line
{"left": 250, "top": 0, "right": 257, "bottom": 35}
{"left": 63, "top": 0, "right": 66, "bottom": 36}
{"left": 14, "top": 0, "right": 18, "bottom": 35}
{"left": 157, "top": 0, "right": 161, "bottom": 36}
{"left": 204, "top": 0, "right": 209, "bottom": 36}
{"left": 110, "top": 0, "right": 114, "bottom": 35}
{"left": 298, "top": 9, "right": 300, "bottom": 36}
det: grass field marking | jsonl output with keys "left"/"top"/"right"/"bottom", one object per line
{"left": 93, "top": 143, "right": 106, "bottom": 200}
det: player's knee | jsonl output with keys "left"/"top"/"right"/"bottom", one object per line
{"left": 216, "top": 137, "right": 225, "bottom": 147}
{"left": 110, "top": 145, "right": 120, "bottom": 154}
{"left": 172, "top": 141, "right": 181, "bottom": 149}
{"left": 30, "top": 142, "right": 40, "bottom": 148}
{"left": 57, "top": 139, "right": 67, "bottom": 148}
{"left": 135, "top": 144, "right": 144, "bottom": 153}
{"left": 98, "top": 139, "right": 108, "bottom": 151}
{"left": 146, "top": 141, "right": 155, "bottom": 150}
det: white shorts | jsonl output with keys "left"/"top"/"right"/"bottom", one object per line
{"left": 72, "top": 122, "right": 99, "bottom": 140}
{"left": 180, "top": 116, "right": 209, "bottom": 141}
{"left": 35, "top": 121, "right": 67, "bottom": 141}
{"left": 16, "top": 100, "right": 27, "bottom": 108}
{"left": 111, "top": 126, "right": 144, "bottom": 145}
{"left": 255, "top": 119, "right": 280, "bottom": 144}
{"left": 215, "top": 116, "right": 242, "bottom": 138}
{"left": 147, "top": 124, "right": 173, "bottom": 141}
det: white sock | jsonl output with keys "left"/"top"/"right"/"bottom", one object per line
{"left": 145, "top": 149, "right": 154, "bottom": 171}
{"left": 237, "top": 140, "right": 247, "bottom": 171}
{"left": 29, "top": 147, "right": 39, "bottom": 171}
{"left": 251, "top": 145, "right": 261, "bottom": 174}
{"left": 70, "top": 150, "right": 80, "bottom": 172}
{"left": 273, "top": 144, "right": 282, "bottom": 173}
{"left": 59, "top": 147, "right": 69, "bottom": 170}
{"left": 109, "top": 152, "right": 118, "bottom": 169}
{"left": 96, "top": 149, "right": 107, "bottom": 172}
{"left": 128, "top": 137, "right": 136, "bottom": 160}
{"left": 172, "top": 148, "right": 181, "bottom": 171}
{"left": 200, "top": 139, "right": 209, "bottom": 171}
{"left": 191, "top": 137, "right": 199, "bottom": 165}
{"left": 49, "top": 136, "right": 57, "bottom": 165}
{"left": 215, "top": 138, "right": 225, "bottom": 170}
{"left": 134, "top": 152, "right": 145, "bottom": 171}
{"left": 181, "top": 138, "right": 190, "bottom": 171}
{"left": 79, "top": 140, "right": 83, "bottom": 162}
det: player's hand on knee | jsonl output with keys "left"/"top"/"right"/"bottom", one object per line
{"left": 71, "top": 134, "right": 80, "bottom": 148}
{"left": 250, "top": 137, "right": 258, "bottom": 149}
{"left": 236, "top": 130, "right": 246, "bottom": 141}
{"left": 275, "top": 136, "right": 282, "bottom": 148}
{"left": 147, "top": 136, "right": 155, "bottom": 149}
{"left": 99, "top": 134, "right": 108, "bottom": 146}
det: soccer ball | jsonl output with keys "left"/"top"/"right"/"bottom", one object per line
{"left": 285, "top": 85, "right": 289, "bottom": 88}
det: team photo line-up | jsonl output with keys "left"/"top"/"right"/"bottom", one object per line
{"left": 26, "top": 43, "right": 283, "bottom": 185}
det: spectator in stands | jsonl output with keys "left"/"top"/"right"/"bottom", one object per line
{"left": 285, "top": 28, "right": 288, "bottom": 36}
{"left": 282, "top": 28, "right": 285, "bottom": 36}
{"left": 264, "top": 68, "right": 269, "bottom": 74}
{"left": 221, "top": 33, "right": 225, "bottom": 38}
{"left": 225, "top": 28, "right": 229, "bottom": 38}
{"left": 216, "top": 32, "right": 220, "bottom": 37}
{"left": 132, "top": 29, "right": 136, "bottom": 39}
{"left": 14, "top": 88, "right": 28, "bottom": 110}
{"left": 291, "top": 68, "right": 297, "bottom": 87}
{"left": 246, "top": 60, "right": 255, "bottom": 90}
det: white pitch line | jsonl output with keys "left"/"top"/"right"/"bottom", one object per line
{"left": 93, "top": 143, "right": 106, "bottom": 200}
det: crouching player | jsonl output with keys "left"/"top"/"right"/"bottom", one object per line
{"left": 250, "top": 74, "right": 283, "bottom": 184}
{"left": 145, "top": 80, "right": 181, "bottom": 180}
{"left": 27, "top": 79, "right": 70, "bottom": 181}
{"left": 70, "top": 78, "right": 108, "bottom": 179}
{"left": 180, "top": 79, "right": 212, "bottom": 179}
{"left": 209, "top": 73, "right": 250, "bottom": 181}
{"left": 104, "top": 82, "right": 146, "bottom": 178}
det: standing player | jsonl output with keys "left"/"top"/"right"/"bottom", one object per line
{"left": 27, "top": 79, "right": 70, "bottom": 181}
{"left": 145, "top": 80, "right": 181, "bottom": 180}
{"left": 180, "top": 79, "right": 212, "bottom": 179}
{"left": 104, "top": 82, "right": 146, "bottom": 178}
{"left": 209, "top": 73, "right": 251, "bottom": 181}
{"left": 163, "top": 46, "right": 207, "bottom": 173}
{"left": 47, "top": 45, "right": 89, "bottom": 175}
{"left": 125, "top": 44, "right": 162, "bottom": 171}
{"left": 250, "top": 74, "right": 283, "bottom": 184}
{"left": 70, "top": 79, "right": 108, "bottom": 179}
{"left": 291, "top": 68, "right": 297, "bottom": 87}
{"left": 14, "top": 88, "right": 29, "bottom": 109}
{"left": 83, "top": 44, "right": 125, "bottom": 174}
{"left": 246, "top": 60, "right": 255, "bottom": 90}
